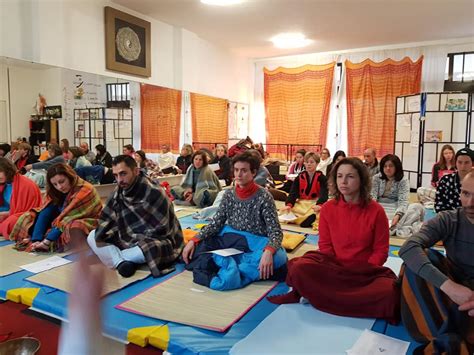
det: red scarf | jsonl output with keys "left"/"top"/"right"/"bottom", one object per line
{"left": 16, "top": 157, "right": 27, "bottom": 170}
{"left": 235, "top": 181, "right": 259, "bottom": 199}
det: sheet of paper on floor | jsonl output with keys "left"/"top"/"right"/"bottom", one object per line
{"left": 20, "top": 255, "right": 72, "bottom": 274}
{"left": 347, "top": 329, "right": 409, "bottom": 355}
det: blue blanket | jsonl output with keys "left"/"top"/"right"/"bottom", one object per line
{"left": 185, "top": 225, "right": 287, "bottom": 290}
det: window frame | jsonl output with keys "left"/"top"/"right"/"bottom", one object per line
{"left": 444, "top": 51, "right": 474, "bottom": 93}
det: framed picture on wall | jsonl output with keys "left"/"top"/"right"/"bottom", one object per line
{"left": 104, "top": 6, "right": 151, "bottom": 77}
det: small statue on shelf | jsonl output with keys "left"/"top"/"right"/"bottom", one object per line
{"left": 34, "top": 93, "right": 47, "bottom": 116}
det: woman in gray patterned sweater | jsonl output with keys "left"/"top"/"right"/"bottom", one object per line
{"left": 182, "top": 150, "right": 284, "bottom": 280}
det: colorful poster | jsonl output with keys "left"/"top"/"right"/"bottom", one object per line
{"left": 425, "top": 130, "right": 442, "bottom": 142}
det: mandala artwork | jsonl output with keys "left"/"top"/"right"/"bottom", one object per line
{"left": 116, "top": 27, "right": 141, "bottom": 62}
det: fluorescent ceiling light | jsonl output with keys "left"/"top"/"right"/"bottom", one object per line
{"left": 201, "top": 0, "right": 243, "bottom": 5}
{"left": 271, "top": 33, "right": 313, "bottom": 49}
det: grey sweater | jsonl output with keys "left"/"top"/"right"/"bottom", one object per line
{"left": 371, "top": 175, "right": 409, "bottom": 216}
{"left": 399, "top": 208, "right": 474, "bottom": 289}
{"left": 196, "top": 187, "right": 283, "bottom": 250}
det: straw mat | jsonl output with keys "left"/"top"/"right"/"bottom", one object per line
{"left": 118, "top": 270, "right": 277, "bottom": 332}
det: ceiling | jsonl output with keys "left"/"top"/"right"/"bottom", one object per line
{"left": 113, "top": 0, "right": 474, "bottom": 59}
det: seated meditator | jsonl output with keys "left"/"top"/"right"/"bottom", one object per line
{"left": 364, "top": 148, "right": 380, "bottom": 178}
{"left": 23, "top": 143, "right": 66, "bottom": 188}
{"left": 280, "top": 149, "right": 306, "bottom": 194}
{"left": 326, "top": 150, "right": 346, "bottom": 178}
{"left": 210, "top": 144, "right": 232, "bottom": 186}
{"left": 371, "top": 154, "right": 424, "bottom": 237}
{"left": 399, "top": 171, "right": 474, "bottom": 354}
{"left": 316, "top": 148, "right": 332, "bottom": 176}
{"left": 326, "top": 150, "right": 347, "bottom": 196}
{"left": 87, "top": 155, "right": 183, "bottom": 278}
{"left": 435, "top": 147, "right": 474, "bottom": 213}
{"left": 269, "top": 158, "right": 400, "bottom": 323}
{"left": 182, "top": 151, "right": 287, "bottom": 290}
{"left": 93, "top": 144, "right": 113, "bottom": 168}
{"left": 176, "top": 144, "right": 193, "bottom": 174}
{"left": 158, "top": 144, "right": 177, "bottom": 174}
{"left": 279, "top": 152, "right": 328, "bottom": 227}
{"left": 417, "top": 144, "right": 456, "bottom": 207}
{"left": 79, "top": 142, "right": 96, "bottom": 164}
{"left": 9, "top": 142, "right": 37, "bottom": 173}
{"left": 171, "top": 150, "right": 222, "bottom": 208}
{"left": 11, "top": 163, "right": 102, "bottom": 252}
{"left": 67, "top": 146, "right": 92, "bottom": 169}
{"left": 0, "top": 158, "right": 42, "bottom": 237}
{"left": 122, "top": 144, "right": 135, "bottom": 157}
{"left": 134, "top": 150, "right": 162, "bottom": 180}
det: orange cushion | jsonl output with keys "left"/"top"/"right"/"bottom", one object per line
{"left": 183, "top": 229, "right": 199, "bottom": 244}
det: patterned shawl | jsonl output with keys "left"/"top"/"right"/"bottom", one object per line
{"left": 10, "top": 177, "right": 102, "bottom": 249}
{"left": 94, "top": 175, "right": 183, "bottom": 277}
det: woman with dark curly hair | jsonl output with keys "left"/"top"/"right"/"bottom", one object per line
{"left": 269, "top": 157, "right": 399, "bottom": 323}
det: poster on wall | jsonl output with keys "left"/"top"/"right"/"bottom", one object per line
{"left": 445, "top": 98, "right": 467, "bottom": 111}
{"left": 425, "top": 130, "right": 443, "bottom": 142}
{"left": 62, "top": 70, "right": 107, "bottom": 122}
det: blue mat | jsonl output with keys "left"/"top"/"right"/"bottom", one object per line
{"left": 0, "top": 217, "right": 424, "bottom": 354}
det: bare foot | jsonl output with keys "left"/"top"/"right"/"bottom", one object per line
{"left": 31, "top": 240, "right": 51, "bottom": 252}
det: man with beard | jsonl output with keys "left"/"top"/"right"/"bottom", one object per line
{"left": 87, "top": 155, "right": 183, "bottom": 277}
{"left": 400, "top": 171, "right": 474, "bottom": 354}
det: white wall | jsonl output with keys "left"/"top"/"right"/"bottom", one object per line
{"left": 7, "top": 66, "right": 63, "bottom": 143}
{"left": 0, "top": 0, "right": 250, "bottom": 103}
{"left": 0, "top": 65, "right": 10, "bottom": 143}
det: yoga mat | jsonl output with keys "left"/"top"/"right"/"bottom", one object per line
{"left": 118, "top": 270, "right": 278, "bottom": 332}
{"left": 175, "top": 209, "right": 197, "bottom": 218}
{"left": 26, "top": 262, "right": 150, "bottom": 296}
{"left": 287, "top": 243, "right": 317, "bottom": 260}
{"left": 389, "top": 237, "right": 408, "bottom": 247}
{"left": 230, "top": 303, "right": 375, "bottom": 354}
{"left": 0, "top": 245, "right": 71, "bottom": 277}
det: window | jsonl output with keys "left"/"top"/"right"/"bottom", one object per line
{"left": 106, "top": 82, "right": 131, "bottom": 108}
{"left": 444, "top": 52, "right": 474, "bottom": 93}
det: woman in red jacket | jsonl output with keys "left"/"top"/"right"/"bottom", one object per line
{"left": 270, "top": 157, "right": 400, "bottom": 323}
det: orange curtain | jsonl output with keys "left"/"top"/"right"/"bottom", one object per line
{"left": 264, "top": 63, "right": 335, "bottom": 158}
{"left": 190, "top": 93, "right": 228, "bottom": 145}
{"left": 346, "top": 57, "right": 423, "bottom": 157}
{"left": 140, "top": 84, "right": 182, "bottom": 152}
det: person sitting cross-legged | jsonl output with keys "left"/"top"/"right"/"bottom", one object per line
{"left": 87, "top": 155, "right": 183, "bottom": 278}
{"left": 11, "top": 163, "right": 102, "bottom": 252}
{"left": 0, "top": 158, "right": 42, "bottom": 237}
{"left": 399, "top": 171, "right": 474, "bottom": 354}
{"left": 268, "top": 158, "right": 400, "bottom": 323}
{"left": 182, "top": 151, "right": 287, "bottom": 290}
{"left": 171, "top": 150, "right": 222, "bottom": 208}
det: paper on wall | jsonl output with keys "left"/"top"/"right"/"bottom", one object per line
{"left": 410, "top": 131, "right": 419, "bottom": 147}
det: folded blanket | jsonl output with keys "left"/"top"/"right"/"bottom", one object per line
{"left": 185, "top": 225, "right": 287, "bottom": 290}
